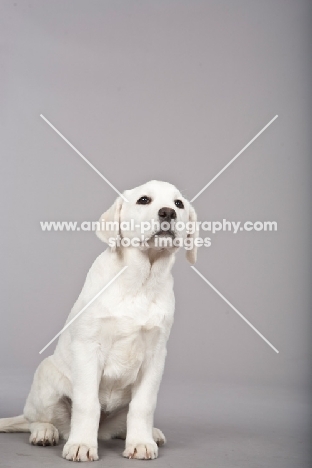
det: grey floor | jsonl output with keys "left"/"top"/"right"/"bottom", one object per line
{"left": 0, "top": 373, "right": 311, "bottom": 468}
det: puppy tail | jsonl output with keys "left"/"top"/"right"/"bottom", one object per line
{"left": 0, "top": 415, "right": 30, "bottom": 432}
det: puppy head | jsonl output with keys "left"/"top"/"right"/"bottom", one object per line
{"left": 96, "top": 180, "right": 198, "bottom": 264}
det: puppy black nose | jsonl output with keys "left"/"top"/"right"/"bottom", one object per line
{"left": 158, "top": 207, "right": 177, "bottom": 220}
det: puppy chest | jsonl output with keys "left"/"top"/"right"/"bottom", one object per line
{"left": 102, "top": 326, "right": 160, "bottom": 385}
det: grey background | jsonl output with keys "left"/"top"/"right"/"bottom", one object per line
{"left": 0, "top": 1, "right": 311, "bottom": 467}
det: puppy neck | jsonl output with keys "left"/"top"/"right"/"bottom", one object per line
{"left": 117, "top": 246, "right": 175, "bottom": 270}
{"left": 146, "top": 248, "right": 173, "bottom": 265}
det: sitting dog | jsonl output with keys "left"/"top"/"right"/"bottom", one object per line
{"left": 0, "top": 180, "right": 198, "bottom": 461}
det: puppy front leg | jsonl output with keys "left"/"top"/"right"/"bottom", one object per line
{"left": 62, "top": 341, "right": 102, "bottom": 462}
{"left": 123, "top": 348, "right": 166, "bottom": 460}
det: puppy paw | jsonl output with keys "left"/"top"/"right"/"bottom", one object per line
{"left": 152, "top": 427, "right": 166, "bottom": 446}
{"left": 123, "top": 441, "right": 158, "bottom": 460}
{"left": 29, "top": 422, "right": 59, "bottom": 446}
{"left": 62, "top": 442, "right": 99, "bottom": 462}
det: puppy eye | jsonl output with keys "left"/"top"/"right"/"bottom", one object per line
{"left": 174, "top": 199, "right": 184, "bottom": 209}
{"left": 137, "top": 196, "right": 152, "bottom": 205}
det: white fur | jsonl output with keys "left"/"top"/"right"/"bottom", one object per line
{"left": 0, "top": 180, "right": 197, "bottom": 461}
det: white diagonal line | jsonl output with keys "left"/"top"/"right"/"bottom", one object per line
{"left": 191, "top": 115, "right": 278, "bottom": 202}
{"left": 191, "top": 266, "right": 279, "bottom": 353}
{"left": 40, "top": 114, "right": 129, "bottom": 202}
{"left": 39, "top": 266, "right": 128, "bottom": 354}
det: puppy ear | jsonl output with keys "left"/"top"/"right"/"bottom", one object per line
{"left": 96, "top": 197, "right": 123, "bottom": 249}
{"left": 186, "top": 203, "right": 199, "bottom": 265}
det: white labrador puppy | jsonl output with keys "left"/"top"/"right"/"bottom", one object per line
{"left": 0, "top": 180, "right": 198, "bottom": 461}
